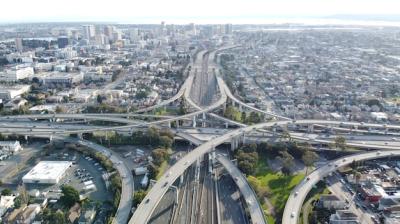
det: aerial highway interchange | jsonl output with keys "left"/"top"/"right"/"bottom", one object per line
{"left": 2, "top": 46, "right": 400, "bottom": 224}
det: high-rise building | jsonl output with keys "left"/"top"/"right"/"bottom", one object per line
{"left": 15, "top": 38, "right": 23, "bottom": 52}
{"left": 130, "top": 28, "right": 140, "bottom": 42}
{"left": 188, "top": 23, "right": 196, "bottom": 35}
{"left": 104, "top": 25, "right": 114, "bottom": 38}
{"left": 95, "top": 34, "right": 109, "bottom": 45}
{"left": 160, "top": 21, "right": 166, "bottom": 36}
{"left": 57, "top": 36, "right": 69, "bottom": 48}
{"left": 112, "top": 31, "right": 122, "bottom": 41}
{"left": 225, "top": 24, "right": 233, "bottom": 35}
{"left": 82, "top": 25, "right": 96, "bottom": 41}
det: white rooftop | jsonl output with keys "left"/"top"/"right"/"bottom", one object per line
{"left": 22, "top": 161, "right": 72, "bottom": 184}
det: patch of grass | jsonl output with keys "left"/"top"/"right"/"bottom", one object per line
{"left": 249, "top": 157, "right": 305, "bottom": 223}
{"left": 266, "top": 215, "right": 275, "bottom": 224}
{"left": 156, "top": 160, "right": 168, "bottom": 180}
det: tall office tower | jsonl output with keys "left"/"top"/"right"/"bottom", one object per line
{"left": 71, "top": 30, "right": 79, "bottom": 40}
{"left": 225, "top": 23, "right": 233, "bottom": 34}
{"left": 160, "top": 21, "right": 166, "bottom": 36}
{"left": 167, "top": 24, "right": 175, "bottom": 36}
{"left": 130, "top": 28, "right": 140, "bottom": 42}
{"left": 188, "top": 23, "right": 197, "bottom": 35}
{"left": 82, "top": 25, "right": 96, "bottom": 41}
{"left": 112, "top": 31, "right": 122, "bottom": 41}
{"left": 104, "top": 25, "right": 114, "bottom": 38}
{"left": 15, "top": 38, "right": 23, "bottom": 52}
{"left": 57, "top": 36, "right": 69, "bottom": 48}
{"left": 95, "top": 34, "right": 109, "bottom": 45}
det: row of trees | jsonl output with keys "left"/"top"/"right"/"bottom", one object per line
{"left": 224, "top": 106, "right": 264, "bottom": 124}
{"left": 148, "top": 148, "right": 170, "bottom": 180}
{"left": 235, "top": 141, "right": 319, "bottom": 176}
{"left": 131, "top": 127, "right": 174, "bottom": 148}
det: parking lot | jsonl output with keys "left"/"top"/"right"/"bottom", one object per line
{"left": 40, "top": 150, "right": 112, "bottom": 202}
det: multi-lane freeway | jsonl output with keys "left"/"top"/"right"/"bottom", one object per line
{"left": 131, "top": 119, "right": 400, "bottom": 224}
{"left": 216, "top": 155, "right": 266, "bottom": 224}
{"left": 3, "top": 45, "right": 400, "bottom": 224}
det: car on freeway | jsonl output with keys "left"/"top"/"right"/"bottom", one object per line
{"left": 291, "top": 212, "right": 295, "bottom": 218}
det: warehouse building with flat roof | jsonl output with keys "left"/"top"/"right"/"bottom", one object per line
{"left": 22, "top": 161, "right": 72, "bottom": 184}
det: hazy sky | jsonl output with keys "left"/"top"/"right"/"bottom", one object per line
{"left": 1, "top": 0, "right": 400, "bottom": 23}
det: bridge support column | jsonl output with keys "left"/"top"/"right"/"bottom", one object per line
{"left": 238, "top": 104, "right": 243, "bottom": 112}
{"left": 223, "top": 102, "right": 227, "bottom": 113}
{"left": 282, "top": 124, "right": 288, "bottom": 131}
{"left": 230, "top": 138, "right": 236, "bottom": 151}
{"left": 78, "top": 133, "right": 83, "bottom": 140}
{"left": 308, "top": 124, "right": 314, "bottom": 133}
{"left": 180, "top": 175, "right": 184, "bottom": 186}
{"left": 225, "top": 122, "right": 228, "bottom": 129}
{"left": 192, "top": 116, "right": 197, "bottom": 128}
{"left": 202, "top": 113, "right": 206, "bottom": 128}
{"left": 242, "top": 134, "right": 246, "bottom": 145}
{"left": 49, "top": 135, "right": 53, "bottom": 142}
{"left": 167, "top": 121, "right": 171, "bottom": 128}
{"left": 176, "top": 120, "right": 179, "bottom": 128}
{"left": 24, "top": 135, "right": 28, "bottom": 143}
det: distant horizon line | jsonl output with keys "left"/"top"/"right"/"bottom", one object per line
{"left": 2, "top": 14, "right": 400, "bottom": 26}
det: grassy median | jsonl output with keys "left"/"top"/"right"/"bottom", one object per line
{"left": 248, "top": 159, "right": 305, "bottom": 224}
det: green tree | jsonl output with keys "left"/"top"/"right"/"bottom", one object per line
{"left": 52, "top": 211, "right": 66, "bottom": 224}
{"left": 151, "top": 148, "right": 169, "bottom": 166}
{"left": 133, "top": 190, "right": 147, "bottom": 207}
{"left": 60, "top": 185, "right": 80, "bottom": 208}
{"left": 148, "top": 163, "right": 159, "bottom": 180}
{"left": 17, "top": 185, "right": 29, "bottom": 205}
{"left": 247, "top": 112, "right": 262, "bottom": 124}
{"left": 278, "top": 151, "right": 294, "bottom": 175}
{"left": 159, "top": 136, "right": 173, "bottom": 148}
{"left": 55, "top": 106, "right": 64, "bottom": 113}
{"left": 1, "top": 188, "right": 12, "bottom": 196}
{"left": 224, "top": 106, "right": 241, "bottom": 122}
{"left": 302, "top": 150, "right": 319, "bottom": 175}
{"left": 97, "top": 95, "right": 103, "bottom": 104}
{"left": 178, "top": 98, "right": 188, "bottom": 115}
{"left": 235, "top": 150, "right": 259, "bottom": 175}
{"left": 334, "top": 136, "right": 346, "bottom": 150}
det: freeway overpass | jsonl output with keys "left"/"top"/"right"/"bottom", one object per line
{"left": 216, "top": 155, "right": 267, "bottom": 224}
{"left": 130, "top": 119, "right": 400, "bottom": 224}
{"left": 282, "top": 150, "right": 400, "bottom": 224}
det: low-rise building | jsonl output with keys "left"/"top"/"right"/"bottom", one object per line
{"left": 317, "top": 195, "right": 346, "bottom": 210}
{"left": 0, "top": 65, "right": 34, "bottom": 82}
{"left": 15, "top": 204, "right": 41, "bottom": 224}
{"left": 22, "top": 161, "right": 72, "bottom": 184}
{"left": 0, "top": 195, "right": 15, "bottom": 219}
{"left": 0, "top": 141, "right": 23, "bottom": 152}
{"left": 78, "top": 207, "right": 97, "bottom": 224}
{"left": 0, "top": 85, "right": 31, "bottom": 101}
{"left": 329, "top": 210, "right": 359, "bottom": 224}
